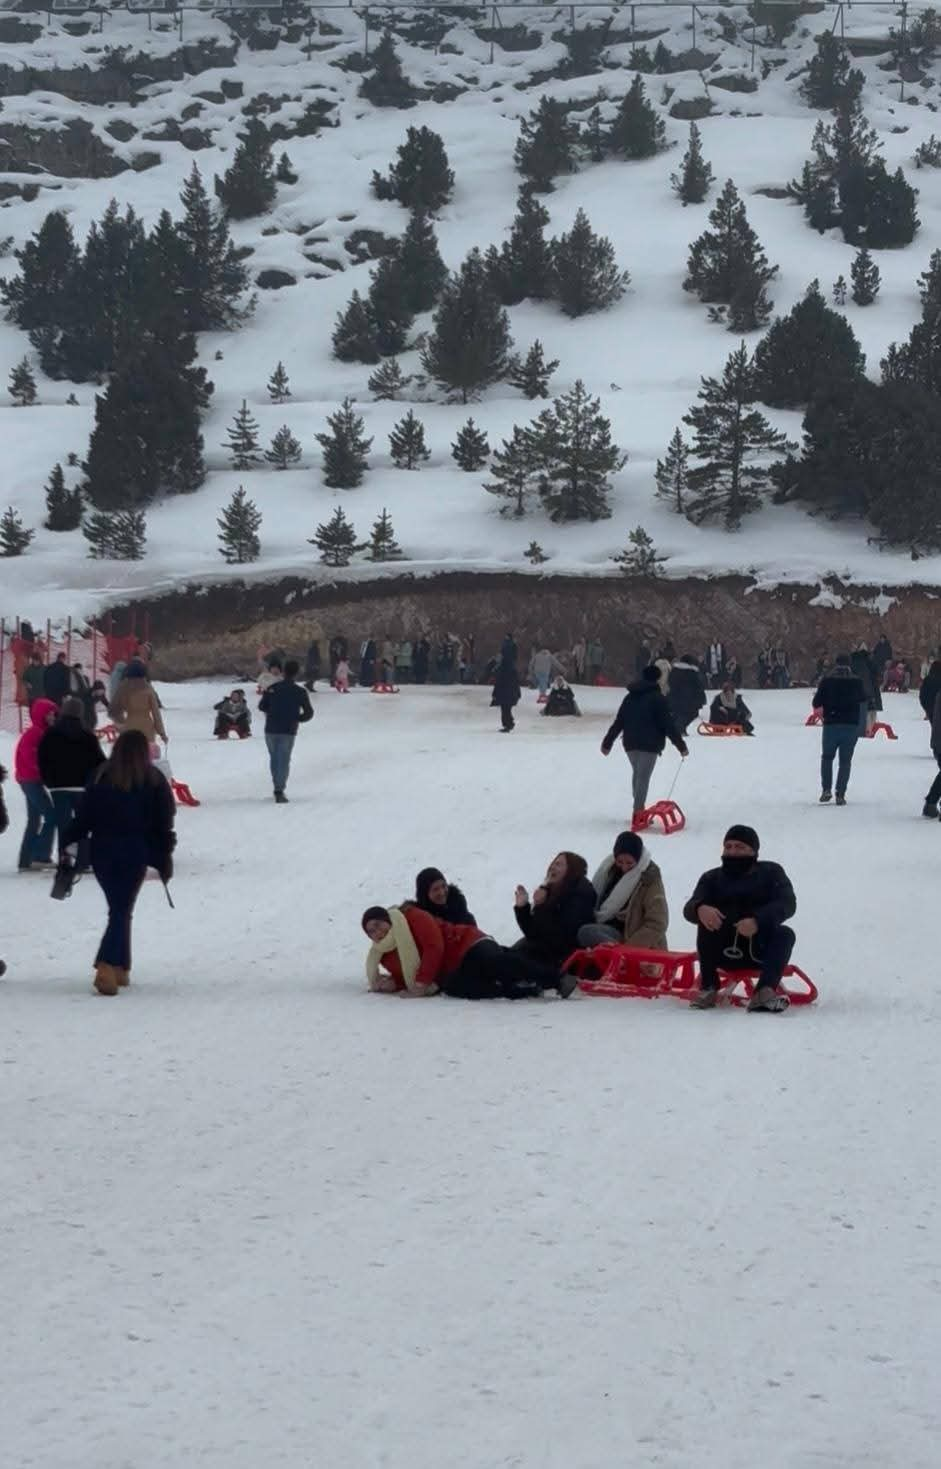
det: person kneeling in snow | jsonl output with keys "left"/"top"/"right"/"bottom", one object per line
{"left": 542, "top": 677, "right": 581, "bottom": 718}
{"left": 362, "top": 906, "right": 576, "bottom": 1000}
{"left": 684, "top": 825, "right": 796, "bottom": 1013}
{"left": 413, "top": 867, "right": 477, "bottom": 927}
{"left": 709, "top": 682, "right": 754, "bottom": 735}
{"left": 213, "top": 690, "right": 252, "bottom": 740}
{"left": 576, "top": 831, "right": 668, "bottom": 950}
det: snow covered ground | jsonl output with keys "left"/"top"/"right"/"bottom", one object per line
{"left": 2, "top": 681, "right": 939, "bottom": 1468}
{"left": 2, "top": 6, "right": 941, "bottom": 624}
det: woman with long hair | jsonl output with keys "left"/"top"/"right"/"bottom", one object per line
{"left": 513, "top": 851, "right": 596, "bottom": 966}
{"left": 63, "top": 730, "right": 176, "bottom": 996}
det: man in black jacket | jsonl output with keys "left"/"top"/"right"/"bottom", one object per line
{"left": 43, "top": 652, "right": 71, "bottom": 707}
{"left": 812, "top": 653, "right": 867, "bottom": 806}
{"left": 685, "top": 825, "right": 796, "bottom": 1012}
{"left": 601, "top": 666, "right": 688, "bottom": 823}
{"left": 258, "top": 659, "right": 313, "bottom": 802}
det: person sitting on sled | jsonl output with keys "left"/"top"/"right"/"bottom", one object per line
{"left": 577, "top": 831, "right": 668, "bottom": 951}
{"left": 213, "top": 689, "right": 252, "bottom": 740}
{"left": 708, "top": 682, "right": 754, "bottom": 735}
{"left": 361, "top": 906, "right": 576, "bottom": 1000}
{"left": 684, "top": 825, "right": 796, "bottom": 1013}
{"left": 541, "top": 676, "right": 581, "bottom": 718}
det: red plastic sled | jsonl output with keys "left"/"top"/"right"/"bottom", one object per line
{"left": 171, "top": 780, "right": 200, "bottom": 807}
{"left": 536, "top": 692, "right": 548, "bottom": 705}
{"left": 371, "top": 682, "right": 399, "bottom": 694}
{"left": 714, "top": 964, "right": 818, "bottom": 1006}
{"left": 633, "top": 799, "right": 686, "bottom": 835}
{"left": 698, "top": 721, "right": 744, "bottom": 737}
{"left": 564, "top": 945, "right": 818, "bottom": 1007}
{"left": 805, "top": 710, "right": 823, "bottom": 726}
{"left": 97, "top": 723, "right": 119, "bottom": 743}
{"left": 864, "top": 721, "right": 897, "bottom": 740}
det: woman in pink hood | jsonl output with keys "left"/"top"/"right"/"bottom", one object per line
{"left": 13, "top": 697, "right": 57, "bottom": 870}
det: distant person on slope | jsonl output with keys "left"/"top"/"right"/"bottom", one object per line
{"left": 600, "top": 666, "right": 688, "bottom": 826}
{"left": 812, "top": 653, "right": 867, "bottom": 806}
{"left": 709, "top": 682, "right": 754, "bottom": 735}
{"left": 362, "top": 906, "right": 575, "bottom": 1000}
{"left": 413, "top": 868, "right": 477, "bottom": 927}
{"left": 667, "top": 654, "right": 707, "bottom": 737}
{"left": 685, "top": 825, "right": 796, "bottom": 1013}
{"left": 38, "top": 696, "right": 106, "bottom": 867}
{"left": 542, "top": 677, "right": 580, "bottom": 717}
{"left": 577, "top": 831, "right": 668, "bottom": 951}
{"left": 13, "top": 698, "right": 58, "bottom": 871}
{"left": 258, "top": 658, "right": 313, "bottom": 803}
{"left": 491, "top": 653, "right": 521, "bottom": 733}
{"left": 110, "top": 659, "right": 167, "bottom": 748}
{"left": 213, "top": 690, "right": 252, "bottom": 740}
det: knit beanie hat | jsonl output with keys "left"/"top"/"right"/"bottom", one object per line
{"left": 613, "top": 831, "right": 644, "bottom": 862}
{"left": 641, "top": 665, "right": 661, "bottom": 683}
{"left": 361, "top": 906, "right": 391, "bottom": 931}
{"left": 724, "top": 824, "right": 759, "bottom": 853}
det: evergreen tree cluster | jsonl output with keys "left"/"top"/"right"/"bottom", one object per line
{"left": 485, "top": 380, "right": 624, "bottom": 522}
{"left": 215, "top": 118, "right": 277, "bottom": 220}
{"left": 372, "top": 126, "right": 454, "bottom": 213}
{"left": 514, "top": 80, "right": 668, "bottom": 193}
{"left": 684, "top": 180, "right": 778, "bottom": 331}
{"left": 881, "top": 250, "right": 941, "bottom": 397}
{"left": 332, "top": 209, "right": 447, "bottom": 364}
{"left": 487, "top": 194, "right": 628, "bottom": 320}
{"left": 0, "top": 506, "right": 34, "bottom": 557}
{"left": 83, "top": 508, "right": 147, "bottom": 561}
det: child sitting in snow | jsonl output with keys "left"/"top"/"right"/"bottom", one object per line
{"left": 213, "top": 689, "right": 252, "bottom": 739}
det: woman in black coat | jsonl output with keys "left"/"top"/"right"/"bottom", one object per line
{"left": 37, "top": 696, "right": 106, "bottom": 866}
{"left": 491, "top": 656, "right": 522, "bottom": 733}
{"left": 514, "top": 851, "right": 596, "bottom": 966}
{"left": 414, "top": 867, "right": 477, "bottom": 926}
{"left": 667, "top": 655, "right": 707, "bottom": 736}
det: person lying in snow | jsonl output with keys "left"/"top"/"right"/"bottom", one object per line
{"left": 576, "top": 831, "right": 669, "bottom": 951}
{"left": 541, "top": 677, "right": 581, "bottom": 718}
{"left": 684, "top": 824, "right": 796, "bottom": 1013}
{"left": 513, "top": 852, "right": 596, "bottom": 966}
{"left": 413, "top": 867, "right": 477, "bottom": 927}
{"left": 213, "top": 690, "right": 252, "bottom": 739}
{"left": 361, "top": 906, "right": 576, "bottom": 1000}
{"left": 708, "top": 683, "right": 754, "bottom": 735}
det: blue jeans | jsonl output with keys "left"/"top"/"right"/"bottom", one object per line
{"left": 18, "top": 781, "right": 55, "bottom": 868}
{"left": 821, "top": 724, "right": 859, "bottom": 798}
{"left": 50, "top": 790, "right": 89, "bottom": 869}
{"left": 265, "top": 732, "right": 296, "bottom": 793}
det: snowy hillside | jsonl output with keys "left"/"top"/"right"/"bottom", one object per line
{"left": 2, "top": 2, "right": 941, "bottom": 622}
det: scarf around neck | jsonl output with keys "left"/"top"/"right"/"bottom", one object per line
{"left": 365, "top": 906, "right": 424, "bottom": 992}
{"left": 591, "top": 850, "right": 652, "bottom": 924}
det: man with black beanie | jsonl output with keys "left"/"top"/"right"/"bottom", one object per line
{"left": 601, "top": 665, "right": 688, "bottom": 826}
{"left": 684, "top": 825, "right": 796, "bottom": 1012}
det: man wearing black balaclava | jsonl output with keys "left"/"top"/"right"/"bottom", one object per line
{"left": 684, "top": 825, "right": 796, "bottom": 1012}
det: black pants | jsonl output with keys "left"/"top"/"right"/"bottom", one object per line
{"left": 500, "top": 703, "right": 515, "bottom": 731}
{"left": 697, "top": 924, "right": 795, "bottom": 993}
{"left": 442, "top": 939, "right": 560, "bottom": 1000}
{"left": 93, "top": 856, "right": 147, "bottom": 971}
{"left": 927, "top": 754, "right": 941, "bottom": 806}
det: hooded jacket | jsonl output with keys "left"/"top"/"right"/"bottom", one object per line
{"left": 602, "top": 681, "right": 686, "bottom": 756}
{"left": 38, "top": 716, "right": 106, "bottom": 790}
{"left": 14, "top": 699, "right": 58, "bottom": 784}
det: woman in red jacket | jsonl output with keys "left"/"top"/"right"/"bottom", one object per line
{"left": 362, "top": 905, "right": 577, "bottom": 1000}
{"left": 13, "top": 697, "right": 58, "bottom": 870}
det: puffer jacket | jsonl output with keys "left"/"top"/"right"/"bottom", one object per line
{"left": 13, "top": 699, "right": 58, "bottom": 783}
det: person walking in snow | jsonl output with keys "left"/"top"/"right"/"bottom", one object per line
{"left": 709, "top": 682, "right": 754, "bottom": 735}
{"left": 110, "top": 659, "right": 167, "bottom": 748}
{"left": 362, "top": 905, "right": 576, "bottom": 1000}
{"left": 577, "top": 831, "right": 668, "bottom": 951}
{"left": 258, "top": 659, "right": 313, "bottom": 802}
{"left": 43, "top": 652, "right": 71, "bottom": 708}
{"left": 919, "top": 660, "right": 941, "bottom": 725}
{"left": 529, "top": 646, "right": 564, "bottom": 698}
{"left": 705, "top": 640, "right": 725, "bottom": 688}
{"left": 62, "top": 730, "right": 175, "bottom": 997}
{"left": 571, "top": 637, "right": 587, "bottom": 683}
{"left": 685, "top": 825, "right": 796, "bottom": 1012}
{"left": 872, "top": 633, "right": 893, "bottom": 685}
{"left": 513, "top": 852, "right": 596, "bottom": 967}
{"left": 491, "top": 653, "right": 521, "bottom": 733}
{"left": 851, "top": 644, "right": 881, "bottom": 732}
{"left": 413, "top": 868, "right": 477, "bottom": 927}
{"left": 38, "top": 696, "right": 106, "bottom": 867}
{"left": 13, "top": 698, "right": 58, "bottom": 871}
{"left": 813, "top": 653, "right": 867, "bottom": 805}
{"left": 600, "top": 666, "right": 688, "bottom": 825}
{"left": 667, "top": 654, "right": 707, "bottom": 737}
{"left": 303, "top": 640, "right": 321, "bottom": 691}
{"left": 21, "top": 650, "right": 45, "bottom": 710}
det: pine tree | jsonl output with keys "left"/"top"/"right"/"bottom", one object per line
{"left": 655, "top": 429, "right": 689, "bottom": 513}
{"left": 583, "top": 105, "right": 607, "bottom": 164}
{"left": 537, "top": 380, "right": 624, "bottom": 522}
{"left": 366, "top": 506, "right": 404, "bottom": 561}
{"left": 332, "top": 290, "right": 382, "bottom": 364}
{"left": 509, "top": 341, "right": 559, "bottom": 399}
{"left": 421, "top": 248, "right": 513, "bottom": 402}
{"left": 487, "top": 186, "right": 553, "bottom": 306}
{"left": 522, "top": 539, "right": 547, "bottom": 565}
{"left": 215, "top": 118, "right": 276, "bottom": 220}
{"left": 267, "top": 360, "right": 291, "bottom": 403}
{"left": 389, "top": 409, "right": 431, "bottom": 469}
{"left": 550, "top": 208, "right": 628, "bottom": 318}
{"left": 484, "top": 426, "right": 538, "bottom": 517}
{"left": 851, "top": 247, "right": 880, "bottom": 305}
{"left": 310, "top": 505, "right": 362, "bottom": 566}
{"left": 607, "top": 76, "right": 667, "bottom": 160}
{"left": 0, "top": 210, "right": 82, "bottom": 379}
{"left": 800, "top": 33, "right": 864, "bottom": 109}
{"left": 367, "top": 250, "right": 414, "bottom": 356}
{"left": 217, "top": 485, "right": 261, "bottom": 563}
{"left": 833, "top": 273, "right": 848, "bottom": 306}
{"left": 613, "top": 526, "right": 668, "bottom": 576}
{"left": 682, "top": 343, "right": 788, "bottom": 528}
{"left": 451, "top": 418, "right": 490, "bottom": 470}
{"left": 684, "top": 179, "right": 777, "bottom": 330}
{"left": 514, "top": 96, "right": 580, "bottom": 192}
{"left": 264, "top": 424, "right": 302, "bottom": 470}
{"left": 315, "top": 398, "right": 372, "bottom": 488}
{"left": 752, "top": 280, "right": 866, "bottom": 406}
{"left": 225, "top": 399, "right": 262, "bottom": 470}
{"left": 795, "top": 161, "right": 838, "bottom": 234}
{"left": 0, "top": 506, "right": 33, "bottom": 557}
{"left": 360, "top": 30, "right": 416, "bottom": 108}
{"left": 275, "top": 151, "right": 298, "bottom": 185}
{"left": 882, "top": 312, "right": 941, "bottom": 398}
{"left": 176, "top": 164, "right": 249, "bottom": 332}
{"left": 8, "top": 357, "right": 37, "bottom": 406}
{"left": 368, "top": 358, "right": 411, "bottom": 400}
{"left": 671, "top": 122, "right": 714, "bottom": 205}
{"left": 919, "top": 249, "right": 941, "bottom": 318}
{"left": 83, "top": 508, "right": 145, "bottom": 560}
{"left": 398, "top": 209, "right": 447, "bottom": 314}
{"left": 43, "top": 463, "right": 82, "bottom": 531}
{"left": 371, "top": 126, "right": 454, "bottom": 212}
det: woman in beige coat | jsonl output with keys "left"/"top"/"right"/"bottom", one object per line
{"left": 109, "top": 659, "right": 167, "bottom": 745}
{"left": 577, "top": 831, "right": 669, "bottom": 950}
